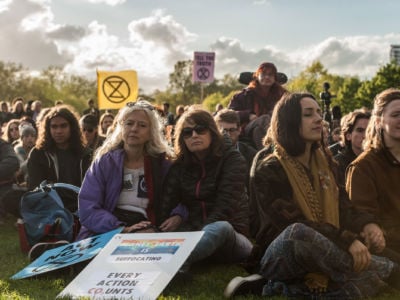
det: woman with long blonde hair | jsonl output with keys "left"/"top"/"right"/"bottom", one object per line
{"left": 347, "top": 88, "right": 400, "bottom": 252}
{"left": 77, "top": 100, "right": 183, "bottom": 240}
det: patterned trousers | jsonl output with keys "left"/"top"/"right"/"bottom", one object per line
{"left": 259, "top": 223, "right": 395, "bottom": 299}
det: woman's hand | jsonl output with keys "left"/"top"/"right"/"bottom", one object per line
{"left": 159, "top": 215, "right": 182, "bottom": 232}
{"left": 349, "top": 239, "right": 371, "bottom": 272}
{"left": 361, "top": 223, "right": 386, "bottom": 253}
{"left": 122, "top": 221, "right": 152, "bottom": 233}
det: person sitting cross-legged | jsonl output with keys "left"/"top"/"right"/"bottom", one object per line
{"left": 224, "top": 92, "right": 400, "bottom": 299}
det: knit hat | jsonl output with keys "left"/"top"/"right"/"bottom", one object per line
{"left": 19, "top": 124, "right": 36, "bottom": 137}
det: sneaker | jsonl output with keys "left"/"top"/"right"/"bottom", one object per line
{"left": 28, "top": 240, "right": 70, "bottom": 261}
{"left": 224, "top": 274, "right": 266, "bottom": 298}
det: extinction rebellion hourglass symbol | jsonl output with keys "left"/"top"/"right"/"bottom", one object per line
{"left": 102, "top": 76, "right": 131, "bottom": 103}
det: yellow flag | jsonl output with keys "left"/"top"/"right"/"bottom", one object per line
{"left": 97, "top": 70, "right": 138, "bottom": 110}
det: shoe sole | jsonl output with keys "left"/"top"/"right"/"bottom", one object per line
{"left": 224, "top": 274, "right": 265, "bottom": 298}
{"left": 28, "top": 240, "right": 70, "bottom": 261}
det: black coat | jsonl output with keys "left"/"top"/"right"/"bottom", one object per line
{"left": 161, "top": 141, "right": 250, "bottom": 236}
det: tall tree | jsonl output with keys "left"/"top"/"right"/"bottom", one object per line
{"left": 336, "top": 77, "right": 362, "bottom": 113}
{"left": 355, "top": 62, "right": 400, "bottom": 108}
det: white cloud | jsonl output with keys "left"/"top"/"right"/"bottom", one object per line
{"left": 0, "top": 0, "right": 12, "bottom": 13}
{"left": 0, "top": 0, "right": 398, "bottom": 93}
{"left": 62, "top": 10, "right": 197, "bottom": 91}
{"left": 128, "top": 9, "right": 197, "bottom": 61}
{"left": 290, "top": 34, "right": 397, "bottom": 79}
{"left": 211, "top": 34, "right": 398, "bottom": 82}
{"left": 252, "top": 0, "right": 270, "bottom": 5}
{"left": 0, "top": 0, "right": 71, "bottom": 68}
{"left": 86, "top": 0, "right": 126, "bottom": 6}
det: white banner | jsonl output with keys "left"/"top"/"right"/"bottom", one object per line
{"left": 58, "top": 231, "right": 204, "bottom": 300}
{"left": 192, "top": 51, "right": 215, "bottom": 83}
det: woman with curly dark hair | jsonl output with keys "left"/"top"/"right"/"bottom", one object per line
{"left": 27, "top": 104, "right": 91, "bottom": 189}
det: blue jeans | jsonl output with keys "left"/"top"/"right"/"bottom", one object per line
{"left": 186, "top": 221, "right": 253, "bottom": 265}
{"left": 259, "top": 223, "right": 395, "bottom": 298}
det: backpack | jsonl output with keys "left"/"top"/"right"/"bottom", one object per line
{"left": 19, "top": 181, "right": 80, "bottom": 252}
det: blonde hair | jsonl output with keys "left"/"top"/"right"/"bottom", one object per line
{"left": 93, "top": 100, "right": 174, "bottom": 161}
{"left": 363, "top": 88, "right": 400, "bottom": 151}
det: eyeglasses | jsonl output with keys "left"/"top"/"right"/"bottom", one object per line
{"left": 83, "top": 127, "right": 94, "bottom": 133}
{"left": 126, "top": 101, "right": 154, "bottom": 111}
{"left": 221, "top": 128, "right": 238, "bottom": 134}
{"left": 182, "top": 124, "right": 209, "bottom": 139}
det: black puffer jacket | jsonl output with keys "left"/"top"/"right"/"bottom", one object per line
{"left": 161, "top": 139, "right": 249, "bottom": 236}
{"left": 0, "top": 139, "right": 19, "bottom": 183}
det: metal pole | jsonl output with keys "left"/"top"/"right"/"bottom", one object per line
{"left": 200, "top": 83, "right": 204, "bottom": 103}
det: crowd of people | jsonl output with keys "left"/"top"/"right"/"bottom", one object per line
{"left": 0, "top": 62, "right": 399, "bottom": 299}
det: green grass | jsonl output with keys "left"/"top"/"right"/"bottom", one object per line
{"left": 1, "top": 215, "right": 400, "bottom": 299}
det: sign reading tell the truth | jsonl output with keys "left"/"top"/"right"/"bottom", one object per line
{"left": 192, "top": 51, "right": 215, "bottom": 83}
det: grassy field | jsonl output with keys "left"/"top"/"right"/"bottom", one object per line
{"left": 1, "top": 215, "right": 400, "bottom": 300}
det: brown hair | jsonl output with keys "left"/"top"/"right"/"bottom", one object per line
{"left": 269, "top": 92, "right": 320, "bottom": 156}
{"left": 214, "top": 108, "right": 240, "bottom": 126}
{"left": 340, "top": 108, "right": 371, "bottom": 148}
{"left": 249, "top": 62, "right": 278, "bottom": 88}
{"left": 174, "top": 106, "right": 224, "bottom": 163}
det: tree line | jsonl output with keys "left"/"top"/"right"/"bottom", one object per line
{"left": 0, "top": 59, "right": 399, "bottom": 114}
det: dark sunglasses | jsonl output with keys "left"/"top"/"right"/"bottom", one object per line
{"left": 83, "top": 127, "right": 94, "bottom": 133}
{"left": 126, "top": 101, "right": 154, "bottom": 111}
{"left": 182, "top": 124, "right": 209, "bottom": 139}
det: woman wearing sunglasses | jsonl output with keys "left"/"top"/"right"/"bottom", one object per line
{"left": 225, "top": 92, "right": 398, "bottom": 298}
{"left": 160, "top": 106, "right": 252, "bottom": 271}
{"left": 77, "top": 100, "right": 185, "bottom": 240}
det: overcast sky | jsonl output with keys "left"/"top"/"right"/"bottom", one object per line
{"left": 1, "top": 0, "right": 399, "bottom": 93}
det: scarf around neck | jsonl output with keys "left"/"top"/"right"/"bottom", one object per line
{"left": 274, "top": 145, "right": 339, "bottom": 227}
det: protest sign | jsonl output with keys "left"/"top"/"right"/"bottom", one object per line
{"left": 11, "top": 228, "right": 122, "bottom": 279}
{"left": 192, "top": 52, "right": 215, "bottom": 83}
{"left": 58, "top": 231, "right": 204, "bottom": 300}
{"left": 97, "top": 70, "right": 138, "bottom": 110}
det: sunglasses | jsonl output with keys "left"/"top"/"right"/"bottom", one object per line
{"left": 182, "top": 124, "right": 209, "bottom": 139}
{"left": 126, "top": 101, "right": 154, "bottom": 111}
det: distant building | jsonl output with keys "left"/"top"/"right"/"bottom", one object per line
{"left": 390, "top": 45, "right": 400, "bottom": 64}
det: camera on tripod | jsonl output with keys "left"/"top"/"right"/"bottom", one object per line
{"left": 319, "top": 82, "right": 336, "bottom": 125}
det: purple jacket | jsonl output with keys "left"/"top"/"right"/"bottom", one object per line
{"left": 76, "top": 148, "right": 180, "bottom": 240}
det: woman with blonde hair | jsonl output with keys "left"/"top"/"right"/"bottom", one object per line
{"left": 99, "top": 111, "right": 115, "bottom": 136}
{"left": 2, "top": 119, "right": 20, "bottom": 144}
{"left": 346, "top": 88, "right": 400, "bottom": 252}
{"left": 77, "top": 100, "right": 184, "bottom": 240}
